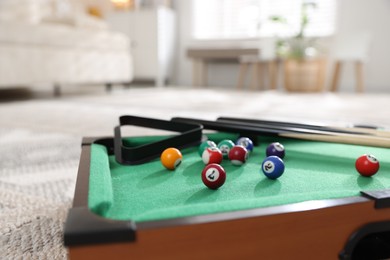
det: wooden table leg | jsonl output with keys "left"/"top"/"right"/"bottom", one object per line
{"left": 355, "top": 61, "right": 364, "bottom": 93}
{"left": 199, "top": 60, "right": 207, "bottom": 87}
{"left": 330, "top": 61, "right": 342, "bottom": 92}
{"left": 236, "top": 62, "right": 248, "bottom": 90}
{"left": 317, "top": 59, "right": 327, "bottom": 92}
{"left": 256, "top": 62, "right": 264, "bottom": 90}
{"left": 269, "top": 60, "right": 278, "bottom": 90}
{"left": 192, "top": 59, "right": 207, "bottom": 87}
{"left": 192, "top": 59, "right": 200, "bottom": 86}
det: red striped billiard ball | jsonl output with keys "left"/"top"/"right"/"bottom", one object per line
{"left": 201, "top": 163, "right": 226, "bottom": 189}
{"left": 355, "top": 154, "right": 380, "bottom": 177}
{"left": 202, "top": 147, "right": 223, "bottom": 165}
{"left": 228, "top": 145, "right": 248, "bottom": 166}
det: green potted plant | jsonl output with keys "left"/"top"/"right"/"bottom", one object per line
{"left": 270, "top": 2, "right": 327, "bottom": 92}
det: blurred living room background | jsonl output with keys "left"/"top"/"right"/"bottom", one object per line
{"left": 0, "top": 0, "right": 389, "bottom": 97}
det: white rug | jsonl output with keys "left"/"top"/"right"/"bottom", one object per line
{"left": 1, "top": 86, "right": 389, "bottom": 259}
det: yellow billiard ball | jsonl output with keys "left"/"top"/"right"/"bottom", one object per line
{"left": 161, "top": 148, "right": 183, "bottom": 170}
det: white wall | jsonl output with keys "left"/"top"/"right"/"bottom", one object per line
{"left": 173, "top": 0, "right": 390, "bottom": 92}
{"left": 334, "top": 0, "right": 390, "bottom": 92}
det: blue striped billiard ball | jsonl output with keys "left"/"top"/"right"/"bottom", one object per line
{"left": 261, "top": 156, "right": 285, "bottom": 179}
{"left": 236, "top": 137, "right": 254, "bottom": 152}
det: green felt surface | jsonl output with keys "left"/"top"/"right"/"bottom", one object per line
{"left": 88, "top": 133, "right": 390, "bottom": 223}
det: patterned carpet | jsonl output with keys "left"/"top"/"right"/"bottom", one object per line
{"left": 0, "top": 86, "right": 389, "bottom": 259}
{"left": 0, "top": 129, "right": 79, "bottom": 259}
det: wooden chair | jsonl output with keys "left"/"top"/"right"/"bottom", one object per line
{"left": 237, "top": 38, "right": 278, "bottom": 91}
{"left": 330, "top": 32, "right": 371, "bottom": 93}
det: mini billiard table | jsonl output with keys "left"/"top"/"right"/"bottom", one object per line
{"left": 64, "top": 131, "right": 390, "bottom": 259}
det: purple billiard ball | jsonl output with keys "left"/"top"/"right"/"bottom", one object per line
{"left": 266, "top": 142, "right": 285, "bottom": 159}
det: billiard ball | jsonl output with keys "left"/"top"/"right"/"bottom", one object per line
{"left": 198, "top": 140, "right": 217, "bottom": 157}
{"left": 236, "top": 137, "right": 254, "bottom": 152}
{"left": 228, "top": 145, "right": 248, "bottom": 166}
{"left": 201, "top": 163, "right": 226, "bottom": 189}
{"left": 261, "top": 156, "right": 285, "bottom": 179}
{"left": 266, "top": 142, "right": 285, "bottom": 159}
{"left": 161, "top": 147, "right": 183, "bottom": 170}
{"left": 202, "top": 147, "right": 223, "bottom": 165}
{"left": 355, "top": 154, "right": 380, "bottom": 177}
{"left": 217, "top": 139, "right": 235, "bottom": 159}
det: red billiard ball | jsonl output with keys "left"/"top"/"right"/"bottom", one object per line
{"left": 355, "top": 154, "right": 380, "bottom": 177}
{"left": 161, "top": 147, "right": 183, "bottom": 170}
{"left": 201, "top": 163, "right": 226, "bottom": 189}
{"left": 202, "top": 147, "right": 223, "bottom": 165}
{"left": 228, "top": 145, "right": 248, "bottom": 166}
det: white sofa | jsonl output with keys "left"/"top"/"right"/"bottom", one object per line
{"left": 0, "top": 0, "right": 133, "bottom": 94}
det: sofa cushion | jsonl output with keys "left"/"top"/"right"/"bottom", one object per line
{"left": 0, "top": 22, "right": 129, "bottom": 51}
{"left": 41, "top": 13, "right": 109, "bottom": 31}
{"left": 0, "top": 0, "right": 53, "bottom": 23}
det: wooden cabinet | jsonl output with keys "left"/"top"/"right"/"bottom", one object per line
{"left": 107, "top": 7, "right": 175, "bottom": 87}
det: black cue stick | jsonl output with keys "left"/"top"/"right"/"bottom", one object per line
{"left": 171, "top": 117, "right": 390, "bottom": 148}
{"left": 217, "top": 117, "right": 390, "bottom": 138}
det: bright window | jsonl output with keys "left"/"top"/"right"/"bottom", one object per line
{"left": 192, "top": 0, "right": 337, "bottom": 40}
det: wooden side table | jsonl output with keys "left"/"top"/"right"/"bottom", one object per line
{"left": 186, "top": 47, "right": 259, "bottom": 87}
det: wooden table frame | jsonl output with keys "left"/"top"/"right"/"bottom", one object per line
{"left": 64, "top": 136, "right": 390, "bottom": 259}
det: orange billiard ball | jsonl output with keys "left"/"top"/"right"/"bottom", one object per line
{"left": 161, "top": 148, "right": 183, "bottom": 170}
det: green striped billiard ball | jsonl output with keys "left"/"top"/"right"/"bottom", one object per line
{"left": 198, "top": 140, "right": 217, "bottom": 157}
{"left": 217, "top": 139, "right": 235, "bottom": 159}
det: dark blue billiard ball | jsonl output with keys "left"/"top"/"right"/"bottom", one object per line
{"left": 236, "top": 137, "right": 254, "bottom": 152}
{"left": 266, "top": 142, "right": 285, "bottom": 159}
{"left": 261, "top": 156, "right": 285, "bottom": 179}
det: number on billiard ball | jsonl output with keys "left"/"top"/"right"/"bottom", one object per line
{"left": 261, "top": 156, "right": 285, "bottom": 179}
{"left": 202, "top": 147, "right": 223, "bottom": 165}
{"left": 228, "top": 145, "right": 248, "bottom": 166}
{"left": 266, "top": 142, "right": 285, "bottom": 159}
{"left": 161, "top": 147, "right": 183, "bottom": 170}
{"left": 198, "top": 140, "right": 217, "bottom": 157}
{"left": 217, "top": 139, "right": 235, "bottom": 159}
{"left": 355, "top": 154, "right": 380, "bottom": 177}
{"left": 201, "top": 163, "right": 226, "bottom": 189}
{"left": 236, "top": 137, "right": 254, "bottom": 152}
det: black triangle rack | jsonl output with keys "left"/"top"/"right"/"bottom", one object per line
{"left": 114, "top": 115, "right": 203, "bottom": 165}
